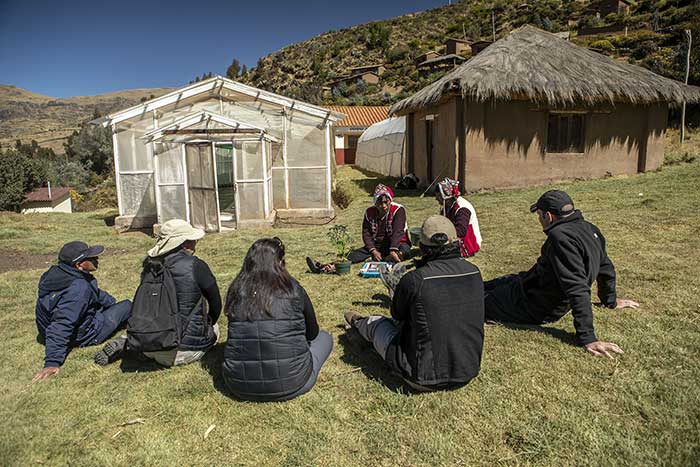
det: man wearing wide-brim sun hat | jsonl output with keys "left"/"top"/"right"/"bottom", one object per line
{"left": 344, "top": 215, "right": 485, "bottom": 392}
{"left": 94, "top": 219, "right": 222, "bottom": 367}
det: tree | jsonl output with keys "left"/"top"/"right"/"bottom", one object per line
{"left": 64, "top": 123, "right": 114, "bottom": 177}
{"left": 0, "top": 148, "right": 48, "bottom": 211}
{"left": 365, "top": 22, "right": 391, "bottom": 51}
{"left": 226, "top": 58, "right": 241, "bottom": 79}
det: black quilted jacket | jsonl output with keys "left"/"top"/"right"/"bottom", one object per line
{"left": 221, "top": 279, "right": 315, "bottom": 401}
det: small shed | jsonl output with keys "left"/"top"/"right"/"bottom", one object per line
{"left": 326, "top": 106, "right": 389, "bottom": 165}
{"left": 95, "top": 76, "right": 345, "bottom": 232}
{"left": 444, "top": 38, "right": 472, "bottom": 56}
{"left": 355, "top": 117, "right": 406, "bottom": 177}
{"left": 22, "top": 186, "right": 72, "bottom": 214}
{"left": 418, "top": 54, "right": 466, "bottom": 75}
{"left": 390, "top": 26, "right": 700, "bottom": 192}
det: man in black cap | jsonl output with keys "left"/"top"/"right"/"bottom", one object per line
{"left": 33, "top": 241, "right": 132, "bottom": 381}
{"left": 484, "top": 190, "right": 639, "bottom": 358}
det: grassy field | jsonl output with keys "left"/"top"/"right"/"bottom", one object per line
{"left": 1, "top": 161, "right": 700, "bottom": 466}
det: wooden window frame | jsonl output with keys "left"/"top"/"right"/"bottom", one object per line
{"left": 546, "top": 111, "right": 586, "bottom": 154}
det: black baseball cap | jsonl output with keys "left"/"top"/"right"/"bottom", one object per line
{"left": 58, "top": 241, "right": 105, "bottom": 265}
{"left": 529, "top": 190, "right": 575, "bottom": 215}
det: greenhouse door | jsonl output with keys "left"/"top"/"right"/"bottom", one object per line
{"left": 215, "top": 144, "right": 237, "bottom": 229}
{"left": 185, "top": 143, "right": 220, "bottom": 232}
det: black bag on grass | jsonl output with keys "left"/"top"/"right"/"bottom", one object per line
{"left": 126, "top": 257, "right": 180, "bottom": 353}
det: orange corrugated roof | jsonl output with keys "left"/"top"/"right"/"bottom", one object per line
{"left": 326, "top": 106, "right": 389, "bottom": 128}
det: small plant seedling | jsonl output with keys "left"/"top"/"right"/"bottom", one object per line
{"left": 327, "top": 225, "right": 353, "bottom": 260}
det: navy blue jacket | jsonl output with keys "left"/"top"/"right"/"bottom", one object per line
{"left": 36, "top": 263, "right": 116, "bottom": 367}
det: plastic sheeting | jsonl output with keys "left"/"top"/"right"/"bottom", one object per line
{"left": 355, "top": 117, "right": 406, "bottom": 177}
{"left": 113, "top": 87, "right": 331, "bottom": 225}
{"left": 120, "top": 173, "right": 156, "bottom": 217}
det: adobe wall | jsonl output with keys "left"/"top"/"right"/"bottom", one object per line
{"left": 463, "top": 99, "right": 665, "bottom": 191}
{"left": 408, "top": 100, "right": 458, "bottom": 186}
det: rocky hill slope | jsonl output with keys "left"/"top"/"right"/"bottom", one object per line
{"left": 243, "top": 0, "right": 699, "bottom": 106}
{"left": 0, "top": 85, "right": 172, "bottom": 153}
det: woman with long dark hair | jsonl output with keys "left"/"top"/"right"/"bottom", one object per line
{"left": 221, "top": 237, "right": 333, "bottom": 401}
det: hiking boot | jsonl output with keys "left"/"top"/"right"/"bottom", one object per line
{"left": 306, "top": 256, "right": 336, "bottom": 274}
{"left": 344, "top": 311, "right": 365, "bottom": 327}
{"left": 94, "top": 336, "right": 126, "bottom": 366}
{"left": 380, "top": 262, "right": 406, "bottom": 299}
{"left": 306, "top": 257, "right": 322, "bottom": 274}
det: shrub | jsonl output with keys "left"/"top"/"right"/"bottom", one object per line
{"left": 386, "top": 45, "right": 410, "bottom": 63}
{"left": 365, "top": 22, "right": 391, "bottom": 50}
{"left": 590, "top": 39, "right": 615, "bottom": 52}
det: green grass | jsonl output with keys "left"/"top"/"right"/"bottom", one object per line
{"left": 2, "top": 162, "right": 700, "bottom": 466}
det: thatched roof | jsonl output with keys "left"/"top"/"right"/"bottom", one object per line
{"left": 390, "top": 26, "right": 700, "bottom": 115}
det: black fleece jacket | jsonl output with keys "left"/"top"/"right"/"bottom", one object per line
{"left": 519, "top": 210, "right": 617, "bottom": 345}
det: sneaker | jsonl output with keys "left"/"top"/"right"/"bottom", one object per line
{"left": 344, "top": 311, "right": 364, "bottom": 327}
{"left": 94, "top": 337, "right": 126, "bottom": 366}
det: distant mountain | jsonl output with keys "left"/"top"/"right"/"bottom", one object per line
{"left": 0, "top": 85, "right": 172, "bottom": 154}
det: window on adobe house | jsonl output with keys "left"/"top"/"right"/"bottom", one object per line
{"left": 347, "top": 135, "right": 359, "bottom": 148}
{"left": 546, "top": 112, "right": 586, "bottom": 153}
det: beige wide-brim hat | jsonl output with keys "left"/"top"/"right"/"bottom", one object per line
{"left": 420, "top": 215, "right": 457, "bottom": 247}
{"left": 148, "top": 219, "right": 205, "bottom": 257}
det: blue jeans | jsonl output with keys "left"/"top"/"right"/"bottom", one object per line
{"left": 278, "top": 330, "right": 333, "bottom": 401}
{"left": 92, "top": 300, "right": 132, "bottom": 345}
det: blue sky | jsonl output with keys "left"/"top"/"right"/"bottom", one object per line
{"left": 0, "top": 0, "right": 448, "bottom": 98}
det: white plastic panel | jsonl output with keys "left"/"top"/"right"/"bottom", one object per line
{"left": 271, "top": 169, "right": 286, "bottom": 209}
{"left": 120, "top": 173, "right": 156, "bottom": 217}
{"left": 157, "top": 185, "right": 187, "bottom": 222}
{"left": 288, "top": 168, "right": 326, "bottom": 209}
{"left": 237, "top": 182, "right": 265, "bottom": 220}
{"left": 286, "top": 114, "right": 326, "bottom": 167}
{"left": 155, "top": 142, "right": 184, "bottom": 184}
{"left": 236, "top": 142, "right": 263, "bottom": 180}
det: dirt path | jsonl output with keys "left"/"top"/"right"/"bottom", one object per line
{"left": 0, "top": 249, "right": 56, "bottom": 274}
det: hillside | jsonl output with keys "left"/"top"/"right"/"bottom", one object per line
{"left": 243, "top": 0, "right": 699, "bottom": 106}
{"left": 0, "top": 85, "right": 172, "bottom": 154}
{"left": 2, "top": 0, "right": 698, "bottom": 153}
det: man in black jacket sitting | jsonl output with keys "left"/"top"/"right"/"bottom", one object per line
{"left": 345, "top": 215, "right": 484, "bottom": 392}
{"left": 484, "top": 190, "right": 639, "bottom": 358}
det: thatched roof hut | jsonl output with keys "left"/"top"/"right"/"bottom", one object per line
{"left": 391, "top": 25, "right": 700, "bottom": 116}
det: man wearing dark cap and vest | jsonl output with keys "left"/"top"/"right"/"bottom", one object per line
{"left": 33, "top": 241, "right": 132, "bottom": 381}
{"left": 484, "top": 190, "right": 639, "bottom": 358}
{"left": 345, "top": 215, "right": 484, "bottom": 392}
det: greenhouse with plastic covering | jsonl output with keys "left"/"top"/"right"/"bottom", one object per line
{"left": 95, "top": 76, "right": 345, "bottom": 232}
{"left": 355, "top": 117, "right": 406, "bottom": 177}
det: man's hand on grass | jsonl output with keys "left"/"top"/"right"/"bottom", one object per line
{"left": 32, "top": 366, "right": 60, "bottom": 382}
{"left": 615, "top": 298, "right": 640, "bottom": 309}
{"left": 585, "top": 341, "right": 623, "bottom": 359}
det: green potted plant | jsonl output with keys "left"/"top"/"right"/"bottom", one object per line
{"left": 327, "top": 225, "right": 353, "bottom": 275}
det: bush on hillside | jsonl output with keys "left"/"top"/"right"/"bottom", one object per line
{"left": 365, "top": 22, "right": 391, "bottom": 51}
{"left": 590, "top": 39, "right": 615, "bottom": 52}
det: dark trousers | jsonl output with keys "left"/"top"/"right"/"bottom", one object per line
{"left": 91, "top": 300, "right": 132, "bottom": 345}
{"left": 347, "top": 243, "right": 411, "bottom": 264}
{"left": 274, "top": 330, "right": 334, "bottom": 401}
{"left": 483, "top": 275, "right": 539, "bottom": 324}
